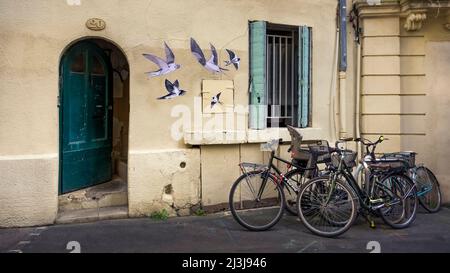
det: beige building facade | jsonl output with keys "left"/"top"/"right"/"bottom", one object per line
{"left": 355, "top": 0, "right": 450, "bottom": 205}
{"left": 0, "top": 0, "right": 449, "bottom": 227}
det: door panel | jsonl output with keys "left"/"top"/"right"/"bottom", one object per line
{"left": 65, "top": 73, "right": 86, "bottom": 145}
{"left": 60, "top": 41, "right": 112, "bottom": 194}
{"left": 90, "top": 75, "right": 108, "bottom": 141}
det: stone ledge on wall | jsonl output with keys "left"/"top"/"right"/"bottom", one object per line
{"left": 183, "top": 127, "right": 328, "bottom": 145}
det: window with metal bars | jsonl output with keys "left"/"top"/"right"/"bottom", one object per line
{"left": 249, "top": 21, "right": 312, "bottom": 129}
{"left": 266, "top": 26, "right": 298, "bottom": 127}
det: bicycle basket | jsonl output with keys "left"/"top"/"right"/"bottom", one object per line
{"left": 343, "top": 150, "right": 357, "bottom": 168}
{"left": 331, "top": 150, "right": 357, "bottom": 168}
{"left": 308, "top": 140, "right": 332, "bottom": 164}
{"left": 380, "top": 151, "right": 416, "bottom": 168}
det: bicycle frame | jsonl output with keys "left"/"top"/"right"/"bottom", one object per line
{"left": 355, "top": 157, "right": 427, "bottom": 199}
{"left": 330, "top": 154, "right": 411, "bottom": 212}
{"left": 408, "top": 165, "right": 433, "bottom": 197}
{"left": 256, "top": 150, "right": 316, "bottom": 201}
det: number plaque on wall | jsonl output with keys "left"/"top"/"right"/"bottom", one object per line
{"left": 86, "top": 18, "right": 106, "bottom": 31}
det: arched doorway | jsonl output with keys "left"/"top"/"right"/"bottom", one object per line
{"left": 59, "top": 38, "right": 129, "bottom": 200}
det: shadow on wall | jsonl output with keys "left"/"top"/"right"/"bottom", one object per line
{"left": 91, "top": 38, "right": 130, "bottom": 182}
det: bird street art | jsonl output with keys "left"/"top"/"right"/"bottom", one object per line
{"left": 157, "top": 79, "right": 187, "bottom": 100}
{"left": 143, "top": 42, "right": 181, "bottom": 77}
{"left": 210, "top": 92, "right": 222, "bottom": 109}
{"left": 224, "top": 49, "right": 240, "bottom": 70}
{"left": 190, "top": 38, "right": 228, "bottom": 74}
{"left": 144, "top": 39, "right": 240, "bottom": 101}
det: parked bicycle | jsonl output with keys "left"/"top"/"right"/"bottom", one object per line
{"left": 354, "top": 142, "right": 442, "bottom": 213}
{"left": 296, "top": 137, "right": 418, "bottom": 237}
{"left": 228, "top": 132, "right": 329, "bottom": 231}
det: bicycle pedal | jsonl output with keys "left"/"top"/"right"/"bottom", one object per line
{"left": 369, "top": 220, "right": 376, "bottom": 229}
{"left": 369, "top": 198, "right": 383, "bottom": 204}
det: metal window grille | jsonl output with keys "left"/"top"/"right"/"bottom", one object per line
{"left": 266, "top": 28, "right": 298, "bottom": 128}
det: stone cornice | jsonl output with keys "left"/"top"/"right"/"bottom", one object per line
{"left": 354, "top": 0, "right": 450, "bottom": 31}
{"left": 400, "top": 0, "right": 450, "bottom": 12}
{"left": 353, "top": 1, "right": 401, "bottom": 18}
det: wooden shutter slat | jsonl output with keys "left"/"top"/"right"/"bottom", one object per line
{"left": 298, "top": 26, "right": 311, "bottom": 128}
{"left": 249, "top": 21, "right": 267, "bottom": 130}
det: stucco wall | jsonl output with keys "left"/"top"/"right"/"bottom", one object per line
{"left": 403, "top": 16, "right": 450, "bottom": 203}
{"left": 0, "top": 0, "right": 344, "bottom": 227}
{"left": 0, "top": 155, "right": 58, "bottom": 227}
{"left": 128, "top": 149, "right": 201, "bottom": 217}
{"left": 358, "top": 4, "right": 450, "bottom": 203}
{"left": 424, "top": 41, "right": 450, "bottom": 203}
{"left": 360, "top": 16, "right": 404, "bottom": 153}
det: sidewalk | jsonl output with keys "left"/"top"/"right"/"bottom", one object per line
{"left": 2, "top": 207, "right": 450, "bottom": 253}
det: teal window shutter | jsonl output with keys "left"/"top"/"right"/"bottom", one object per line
{"left": 249, "top": 21, "right": 267, "bottom": 129}
{"left": 298, "top": 26, "right": 311, "bottom": 128}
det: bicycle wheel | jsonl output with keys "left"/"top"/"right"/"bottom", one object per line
{"left": 282, "top": 168, "right": 307, "bottom": 215}
{"left": 415, "top": 167, "right": 441, "bottom": 213}
{"left": 297, "top": 176, "right": 357, "bottom": 237}
{"left": 229, "top": 170, "right": 285, "bottom": 231}
{"left": 376, "top": 173, "right": 417, "bottom": 229}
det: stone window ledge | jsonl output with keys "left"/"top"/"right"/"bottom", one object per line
{"left": 183, "top": 127, "right": 326, "bottom": 145}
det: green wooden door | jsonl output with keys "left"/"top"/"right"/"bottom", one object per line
{"left": 59, "top": 41, "right": 113, "bottom": 194}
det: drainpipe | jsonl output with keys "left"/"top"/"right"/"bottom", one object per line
{"left": 355, "top": 40, "right": 363, "bottom": 159}
{"left": 331, "top": 24, "right": 340, "bottom": 142}
{"left": 338, "top": 0, "right": 348, "bottom": 139}
{"left": 355, "top": 10, "right": 363, "bottom": 159}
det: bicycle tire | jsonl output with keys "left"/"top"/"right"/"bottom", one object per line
{"left": 296, "top": 176, "right": 358, "bottom": 238}
{"left": 229, "top": 170, "right": 285, "bottom": 231}
{"left": 416, "top": 167, "right": 441, "bottom": 213}
{"left": 377, "top": 173, "right": 417, "bottom": 229}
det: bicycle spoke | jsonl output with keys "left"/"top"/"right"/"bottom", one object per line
{"left": 230, "top": 170, "right": 284, "bottom": 231}
{"left": 297, "top": 176, "right": 356, "bottom": 237}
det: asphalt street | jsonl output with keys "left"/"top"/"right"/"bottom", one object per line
{"left": 1, "top": 207, "right": 450, "bottom": 253}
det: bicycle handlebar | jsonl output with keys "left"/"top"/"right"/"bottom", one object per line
{"left": 356, "top": 136, "right": 389, "bottom": 157}
{"left": 336, "top": 136, "right": 388, "bottom": 146}
{"left": 357, "top": 136, "right": 386, "bottom": 146}
{"left": 334, "top": 137, "right": 356, "bottom": 151}
{"left": 334, "top": 136, "right": 389, "bottom": 158}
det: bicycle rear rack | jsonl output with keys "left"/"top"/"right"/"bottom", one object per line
{"left": 239, "top": 162, "right": 268, "bottom": 176}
